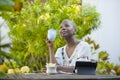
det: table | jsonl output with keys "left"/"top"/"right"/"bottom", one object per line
{"left": 0, "top": 73, "right": 120, "bottom": 80}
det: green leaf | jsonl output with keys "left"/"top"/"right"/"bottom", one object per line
{"left": 99, "top": 51, "right": 109, "bottom": 60}
{"left": 0, "top": 5, "right": 13, "bottom": 11}
{"left": 0, "top": 70, "right": 6, "bottom": 77}
{"left": 0, "top": 0, "right": 14, "bottom": 11}
{"left": 0, "top": 0, "right": 23, "bottom": 12}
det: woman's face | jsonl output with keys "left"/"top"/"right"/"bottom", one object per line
{"left": 60, "top": 20, "right": 76, "bottom": 38}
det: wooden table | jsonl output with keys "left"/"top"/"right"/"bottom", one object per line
{"left": 0, "top": 73, "right": 120, "bottom": 80}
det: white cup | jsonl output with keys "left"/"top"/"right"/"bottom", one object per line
{"left": 47, "top": 29, "right": 56, "bottom": 41}
{"left": 46, "top": 66, "right": 57, "bottom": 74}
{"left": 46, "top": 63, "right": 57, "bottom": 74}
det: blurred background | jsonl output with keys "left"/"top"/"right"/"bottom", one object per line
{"left": 83, "top": 0, "right": 120, "bottom": 64}
{"left": 0, "top": 0, "right": 120, "bottom": 65}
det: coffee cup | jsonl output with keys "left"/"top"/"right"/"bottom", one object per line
{"left": 46, "top": 63, "right": 57, "bottom": 74}
{"left": 47, "top": 29, "right": 56, "bottom": 41}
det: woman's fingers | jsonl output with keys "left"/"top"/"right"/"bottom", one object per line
{"left": 41, "top": 68, "right": 46, "bottom": 73}
{"left": 46, "top": 37, "right": 51, "bottom": 43}
{"left": 46, "top": 37, "right": 53, "bottom": 47}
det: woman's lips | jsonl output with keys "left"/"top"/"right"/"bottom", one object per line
{"left": 61, "top": 29, "right": 67, "bottom": 33}
{"left": 61, "top": 31, "right": 67, "bottom": 34}
{"left": 61, "top": 32, "right": 68, "bottom": 37}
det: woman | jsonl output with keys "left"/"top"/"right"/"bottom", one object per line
{"left": 46, "top": 19, "right": 91, "bottom": 73}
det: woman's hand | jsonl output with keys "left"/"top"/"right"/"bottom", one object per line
{"left": 56, "top": 65, "right": 75, "bottom": 73}
{"left": 41, "top": 68, "right": 46, "bottom": 73}
{"left": 46, "top": 38, "right": 53, "bottom": 48}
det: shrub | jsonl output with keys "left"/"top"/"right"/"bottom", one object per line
{"left": 2, "top": 0, "right": 100, "bottom": 72}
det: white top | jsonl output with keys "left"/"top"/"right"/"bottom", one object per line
{"left": 55, "top": 41, "right": 91, "bottom": 67}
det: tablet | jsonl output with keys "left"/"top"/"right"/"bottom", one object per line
{"left": 74, "top": 61, "right": 97, "bottom": 75}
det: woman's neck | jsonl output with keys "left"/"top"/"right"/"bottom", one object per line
{"left": 65, "top": 37, "right": 79, "bottom": 47}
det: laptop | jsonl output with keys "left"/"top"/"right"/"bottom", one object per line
{"left": 74, "top": 61, "right": 97, "bottom": 75}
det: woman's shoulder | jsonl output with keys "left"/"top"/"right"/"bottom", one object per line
{"left": 79, "top": 40, "right": 90, "bottom": 47}
{"left": 55, "top": 46, "right": 65, "bottom": 56}
{"left": 56, "top": 46, "right": 65, "bottom": 51}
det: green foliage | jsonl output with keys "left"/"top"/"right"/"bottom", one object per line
{"left": 0, "top": 0, "right": 23, "bottom": 13}
{"left": 1, "top": 0, "right": 100, "bottom": 72}
{"left": 97, "top": 51, "right": 120, "bottom": 76}
{"left": 85, "top": 37, "right": 120, "bottom": 76}
{"left": 99, "top": 51, "right": 109, "bottom": 61}
{"left": 0, "top": 0, "right": 14, "bottom": 11}
{"left": 0, "top": 71, "right": 6, "bottom": 77}
{"left": 0, "top": 22, "right": 21, "bottom": 76}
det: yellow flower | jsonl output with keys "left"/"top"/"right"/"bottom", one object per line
{"left": 7, "top": 69, "right": 14, "bottom": 74}
{"left": 71, "top": 4, "right": 81, "bottom": 14}
{"left": 39, "top": 13, "right": 50, "bottom": 21}
{"left": 20, "top": 66, "right": 30, "bottom": 73}
{"left": 39, "top": 15, "right": 44, "bottom": 20}
{"left": 44, "top": 13, "right": 50, "bottom": 20}
{"left": 7, "top": 68, "right": 21, "bottom": 74}
{"left": 75, "top": 5, "right": 81, "bottom": 12}
{"left": 0, "top": 62, "right": 8, "bottom": 73}
{"left": 14, "top": 68, "right": 21, "bottom": 73}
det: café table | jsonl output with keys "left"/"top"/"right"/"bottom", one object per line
{"left": 0, "top": 73, "right": 120, "bottom": 80}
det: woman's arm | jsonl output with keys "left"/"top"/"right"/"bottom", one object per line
{"left": 57, "top": 65, "right": 75, "bottom": 73}
{"left": 49, "top": 46, "right": 58, "bottom": 64}
{"left": 46, "top": 38, "right": 58, "bottom": 64}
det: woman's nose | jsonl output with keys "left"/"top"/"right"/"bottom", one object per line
{"left": 61, "top": 26, "right": 66, "bottom": 30}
